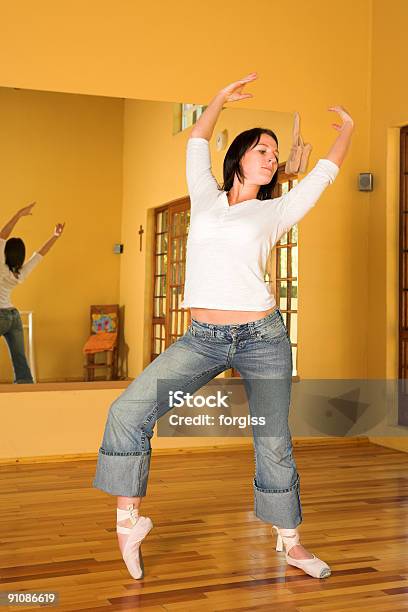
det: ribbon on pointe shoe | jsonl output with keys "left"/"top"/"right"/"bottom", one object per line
{"left": 272, "top": 525, "right": 331, "bottom": 579}
{"left": 116, "top": 504, "right": 153, "bottom": 580}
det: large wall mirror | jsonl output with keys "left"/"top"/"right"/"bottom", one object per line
{"left": 0, "top": 86, "right": 298, "bottom": 387}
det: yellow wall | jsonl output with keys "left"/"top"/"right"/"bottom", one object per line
{"left": 0, "top": 1, "right": 373, "bottom": 381}
{"left": 0, "top": 388, "right": 252, "bottom": 461}
{"left": 368, "top": 0, "right": 408, "bottom": 451}
{"left": 0, "top": 1, "right": 370, "bottom": 109}
{"left": 1, "top": 0, "right": 407, "bottom": 457}
{"left": 0, "top": 88, "right": 123, "bottom": 381}
{"left": 370, "top": 0, "right": 407, "bottom": 378}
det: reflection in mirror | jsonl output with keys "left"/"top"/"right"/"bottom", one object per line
{"left": 0, "top": 86, "right": 298, "bottom": 386}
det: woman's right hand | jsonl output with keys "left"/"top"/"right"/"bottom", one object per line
{"left": 18, "top": 201, "right": 36, "bottom": 217}
{"left": 53, "top": 222, "right": 66, "bottom": 238}
{"left": 219, "top": 72, "right": 258, "bottom": 103}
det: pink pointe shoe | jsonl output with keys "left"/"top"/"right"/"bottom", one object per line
{"left": 272, "top": 525, "right": 331, "bottom": 579}
{"left": 116, "top": 504, "right": 153, "bottom": 579}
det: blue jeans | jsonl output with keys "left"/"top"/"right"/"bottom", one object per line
{"left": 93, "top": 308, "right": 302, "bottom": 528}
{"left": 0, "top": 308, "right": 33, "bottom": 384}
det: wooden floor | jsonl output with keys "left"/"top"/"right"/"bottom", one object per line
{"left": 1, "top": 440, "right": 408, "bottom": 611}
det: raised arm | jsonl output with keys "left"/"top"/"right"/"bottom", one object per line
{"left": 0, "top": 201, "right": 36, "bottom": 239}
{"left": 187, "top": 73, "right": 258, "bottom": 206}
{"left": 325, "top": 105, "right": 354, "bottom": 167}
{"left": 274, "top": 105, "right": 354, "bottom": 237}
{"left": 38, "top": 223, "right": 65, "bottom": 256}
{"left": 190, "top": 72, "right": 257, "bottom": 141}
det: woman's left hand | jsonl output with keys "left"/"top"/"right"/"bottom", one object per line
{"left": 54, "top": 222, "right": 65, "bottom": 237}
{"left": 18, "top": 201, "right": 36, "bottom": 217}
{"left": 328, "top": 105, "right": 354, "bottom": 131}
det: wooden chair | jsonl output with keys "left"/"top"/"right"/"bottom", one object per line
{"left": 83, "top": 304, "right": 119, "bottom": 381}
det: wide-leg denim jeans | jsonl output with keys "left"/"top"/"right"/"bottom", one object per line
{"left": 93, "top": 308, "right": 302, "bottom": 528}
{"left": 0, "top": 307, "right": 34, "bottom": 384}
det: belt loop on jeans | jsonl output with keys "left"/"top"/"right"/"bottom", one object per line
{"left": 248, "top": 320, "right": 257, "bottom": 337}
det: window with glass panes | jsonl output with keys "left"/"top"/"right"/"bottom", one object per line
{"left": 229, "top": 166, "right": 299, "bottom": 377}
{"left": 151, "top": 201, "right": 190, "bottom": 361}
{"left": 271, "top": 171, "right": 299, "bottom": 377}
{"left": 398, "top": 125, "right": 408, "bottom": 426}
{"left": 152, "top": 165, "right": 298, "bottom": 376}
{"left": 179, "top": 104, "right": 207, "bottom": 131}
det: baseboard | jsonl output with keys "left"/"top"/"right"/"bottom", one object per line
{"left": 291, "top": 436, "right": 370, "bottom": 448}
{"left": 0, "top": 380, "right": 132, "bottom": 392}
{"left": 0, "top": 436, "right": 371, "bottom": 465}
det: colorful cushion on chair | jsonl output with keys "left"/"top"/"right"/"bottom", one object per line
{"left": 91, "top": 313, "right": 117, "bottom": 333}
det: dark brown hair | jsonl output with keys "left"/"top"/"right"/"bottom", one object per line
{"left": 4, "top": 238, "right": 25, "bottom": 277}
{"left": 220, "top": 127, "right": 279, "bottom": 200}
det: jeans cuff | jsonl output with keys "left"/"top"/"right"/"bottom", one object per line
{"left": 92, "top": 447, "right": 151, "bottom": 497}
{"left": 253, "top": 473, "right": 302, "bottom": 528}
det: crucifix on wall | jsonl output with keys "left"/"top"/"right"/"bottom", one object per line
{"left": 138, "top": 224, "right": 144, "bottom": 252}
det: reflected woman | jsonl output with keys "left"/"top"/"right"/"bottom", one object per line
{"left": 0, "top": 201, "right": 65, "bottom": 383}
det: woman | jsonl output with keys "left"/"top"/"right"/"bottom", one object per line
{"left": 93, "top": 72, "right": 354, "bottom": 580}
{"left": 0, "top": 201, "right": 65, "bottom": 383}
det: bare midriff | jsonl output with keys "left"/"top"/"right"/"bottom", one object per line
{"left": 190, "top": 305, "right": 277, "bottom": 325}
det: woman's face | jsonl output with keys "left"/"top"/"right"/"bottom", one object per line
{"left": 239, "top": 134, "right": 279, "bottom": 186}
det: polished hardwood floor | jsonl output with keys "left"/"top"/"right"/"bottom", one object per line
{"left": 1, "top": 439, "right": 407, "bottom": 611}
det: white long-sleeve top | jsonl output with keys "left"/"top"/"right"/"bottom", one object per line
{"left": 0, "top": 237, "right": 43, "bottom": 309}
{"left": 179, "top": 137, "right": 339, "bottom": 311}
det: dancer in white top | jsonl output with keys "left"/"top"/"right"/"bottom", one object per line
{"left": 93, "top": 72, "right": 354, "bottom": 580}
{"left": 0, "top": 201, "right": 65, "bottom": 383}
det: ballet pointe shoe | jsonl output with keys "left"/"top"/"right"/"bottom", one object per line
{"left": 272, "top": 525, "right": 331, "bottom": 579}
{"left": 298, "top": 135, "right": 312, "bottom": 174}
{"left": 116, "top": 504, "right": 153, "bottom": 579}
{"left": 285, "top": 112, "right": 312, "bottom": 175}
